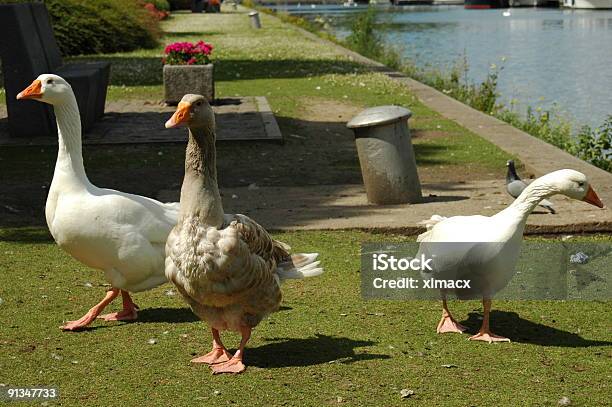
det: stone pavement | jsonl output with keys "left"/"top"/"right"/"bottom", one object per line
{"left": 0, "top": 96, "right": 282, "bottom": 145}
{"left": 158, "top": 180, "right": 611, "bottom": 234}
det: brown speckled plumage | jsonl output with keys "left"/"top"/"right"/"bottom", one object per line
{"left": 165, "top": 95, "right": 321, "bottom": 335}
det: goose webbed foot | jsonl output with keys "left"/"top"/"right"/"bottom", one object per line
{"left": 98, "top": 290, "right": 139, "bottom": 321}
{"left": 61, "top": 288, "right": 120, "bottom": 331}
{"left": 191, "top": 347, "right": 232, "bottom": 365}
{"left": 209, "top": 326, "right": 251, "bottom": 375}
{"left": 437, "top": 296, "right": 466, "bottom": 334}
{"left": 468, "top": 298, "right": 511, "bottom": 343}
{"left": 211, "top": 357, "right": 246, "bottom": 374}
{"left": 469, "top": 331, "right": 511, "bottom": 344}
{"left": 193, "top": 327, "right": 234, "bottom": 366}
{"left": 60, "top": 309, "right": 100, "bottom": 331}
{"left": 437, "top": 315, "right": 467, "bottom": 334}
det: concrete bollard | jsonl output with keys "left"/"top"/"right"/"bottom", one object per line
{"left": 249, "top": 11, "right": 261, "bottom": 29}
{"left": 347, "top": 105, "right": 422, "bottom": 205}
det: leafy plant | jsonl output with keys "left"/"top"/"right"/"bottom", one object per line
{"left": 571, "top": 117, "right": 612, "bottom": 171}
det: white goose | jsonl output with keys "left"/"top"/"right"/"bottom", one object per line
{"left": 164, "top": 95, "right": 324, "bottom": 374}
{"left": 417, "top": 169, "right": 604, "bottom": 343}
{"left": 17, "top": 74, "right": 179, "bottom": 330}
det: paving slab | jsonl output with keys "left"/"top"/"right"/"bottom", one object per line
{"left": 0, "top": 96, "right": 282, "bottom": 145}
{"left": 158, "top": 181, "right": 612, "bottom": 234}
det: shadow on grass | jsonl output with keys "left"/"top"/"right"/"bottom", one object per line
{"left": 133, "top": 305, "right": 293, "bottom": 324}
{"left": 246, "top": 334, "right": 390, "bottom": 368}
{"left": 163, "top": 31, "right": 224, "bottom": 37}
{"left": 0, "top": 227, "right": 53, "bottom": 243}
{"left": 136, "top": 307, "right": 199, "bottom": 323}
{"left": 460, "top": 310, "right": 612, "bottom": 347}
{"left": 69, "top": 57, "right": 367, "bottom": 86}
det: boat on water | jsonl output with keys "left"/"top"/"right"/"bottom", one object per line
{"left": 562, "top": 0, "right": 612, "bottom": 8}
{"left": 464, "top": 0, "right": 509, "bottom": 8}
{"left": 508, "top": 0, "right": 551, "bottom": 6}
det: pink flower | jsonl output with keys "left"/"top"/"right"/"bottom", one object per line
{"left": 163, "top": 40, "right": 213, "bottom": 65}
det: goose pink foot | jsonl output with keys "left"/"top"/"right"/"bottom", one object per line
{"left": 99, "top": 290, "right": 138, "bottom": 321}
{"left": 469, "top": 331, "right": 511, "bottom": 343}
{"left": 61, "top": 310, "right": 99, "bottom": 331}
{"left": 211, "top": 357, "right": 246, "bottom": 374}
{"left": 61, "top": 288, "right": 120, "bottom": 331}
{"left": 437, "top": 315, "right": 467, "bottom": 334}
{"left": 98, "top": 306, "right": 138, "bottom": 321}
{"left": 191, "top": 348, "right": 232, "bottom": 364}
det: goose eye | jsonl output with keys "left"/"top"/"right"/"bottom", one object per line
{"left": 47, "top": 79, "right": 54, "bottom": 85}
{"left": 577, "top": 181, "right": 585, "bottom": 187}
{"left": 196, "top": 101, "right": 202, "bottom": 106}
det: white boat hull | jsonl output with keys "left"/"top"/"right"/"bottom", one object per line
{"left": 562, "top": 0, "right": 612, "bottom": 8}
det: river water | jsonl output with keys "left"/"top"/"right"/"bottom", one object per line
{"left": 272, "top": 4, "right": 612, "bottom": 128}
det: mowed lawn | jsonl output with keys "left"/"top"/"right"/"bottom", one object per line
{"left": 0, "top": 7, "right": 610, "bottom": 407}
{"left": 0, "top": 228, "right": 610, "bottom": 406}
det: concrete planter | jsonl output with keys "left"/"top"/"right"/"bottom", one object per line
{"left": 163, "top": 64, "right": 214, "bottom": 105}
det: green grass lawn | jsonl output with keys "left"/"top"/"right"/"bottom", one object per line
{"left": 1, "top": 8, "right": 610, "bottom": 407}
{"left": 0, "top": 228, "right": 610, "bottom": 406}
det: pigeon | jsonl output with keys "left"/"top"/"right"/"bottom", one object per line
{"left": 506, "top": 160, "right": 556, "bottom": 214}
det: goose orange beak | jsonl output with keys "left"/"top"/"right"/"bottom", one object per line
{"left": 583, "top": 186, "right": 604, "bottom": 208}
{"left": 165, "top": 102, "right": 192, "bottom": 128}
{"left": 17, "top": 80, "right": 43, "bottom": 100}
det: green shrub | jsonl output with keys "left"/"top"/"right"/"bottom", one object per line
{"left": 149, "top": 0, "right": 170, "bottom": 11}
{"left": 571, "top": 117, "right": 612, "bottom": 172}
{"left": 0, "top": 0, "right": 160, "bottom": 56}
{"left": 345, "top": 7, "right": 402, "bottom": 70}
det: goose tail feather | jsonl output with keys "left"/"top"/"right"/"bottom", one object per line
{"left": 276, "top": 253, "right": 324, "bottom": 280}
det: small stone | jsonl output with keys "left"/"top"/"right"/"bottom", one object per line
{"left": 315, "top": 86, "right": 321, "bottom": 90}
{"left": 336, "top": 396, "right": 344, "bottom": 403}
{"left": 231, "top": 194, "right": 239, "bottom": 199}
{"left": 339, "top": 313, "right": 348, "bottom": 316}
{"left": 71, "top": 360, "right": 79, "bottom": 364}
{"left": 213, "top": 390, "right": 221, "bottom": 396}
{"left": 441, "top": 364, "right": 458, "bottom": 368}
{"left": 180, "top": 334, "right": 188, "bottom": 338}
{"left": 400, "top": 389, "right": 414, "bottom": 399}
{"left": 163, "top": 331, "right": 169, "bottom": 335}
{"left": 562, "top": 235, "right": 573, "bottom": 241}
{"left": 558, "top": 396, "right": 571, "bottom": 406}
{"left": 164, "top": 289, "right": 176, "bottom": 296}
{"left": 569, "top": 252, "right": 589, "bottom": 264}
{"left": 147, "top": 338, "right": 157, "bottom": 345}
{"left": 248, "top": 183, "right": 260, "bottom": 190}
{"left": 83, "top": 282, "right": 93, "bottom": 288}
{"left": 50, "top": 353, "right": 62, "bottom": 361}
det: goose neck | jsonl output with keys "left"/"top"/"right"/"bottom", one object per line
{"left": 179, "top": 127, "right": 224, "bottom": 227}
{"left": 52, "top": 96, "right": 89, "bottom": 185}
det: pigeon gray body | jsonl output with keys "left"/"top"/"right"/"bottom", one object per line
{"left": 506, "top": 160, "right": 556, "bottom": 214}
